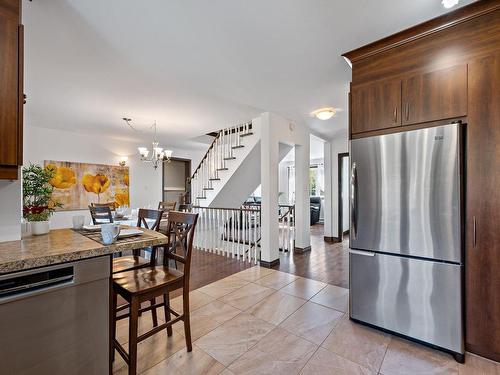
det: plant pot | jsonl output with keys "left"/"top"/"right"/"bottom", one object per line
{"left": 30, "top": 220, "right": 50, "bottom": 235}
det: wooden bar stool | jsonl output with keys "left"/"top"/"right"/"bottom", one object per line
{"left": 111, "top": 208, "right": 164, "bottom": 274}
{"left": 111, "top": 211, "right": 198, "bottom": 375}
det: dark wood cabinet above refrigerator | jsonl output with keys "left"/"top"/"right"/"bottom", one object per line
{"left": 343, "top": 0, "right": 500, "bottom": 362}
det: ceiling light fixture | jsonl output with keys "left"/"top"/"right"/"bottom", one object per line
{"left": 441, "top": 0, "right": 459, "bottom": 9}
{"left": 312, "top": 108, "right": 336, "bottom": 121}
{"left": 122, "top": 118, "right": 173, "bottom": 169}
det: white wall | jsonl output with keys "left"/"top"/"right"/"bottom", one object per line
{"left": 260, "top": 112, "right": 310, "bottom": 263}
{"left": 24, "top": 125, "right": 204, "bottom": 229}
{"left": 323, "top": 135, "right": 348, "bottom": 239}
{"left": 0, "top": 180, "right": 22, "bottom": 242}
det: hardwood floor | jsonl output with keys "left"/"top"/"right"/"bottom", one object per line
{"left": 273, "top": 224, "right": 349, "bottom": 288}
{"left": 165, "top": 223, "right": 348, "bottom": 300}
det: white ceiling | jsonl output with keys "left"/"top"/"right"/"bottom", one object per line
{"left": 23, "top": 0, "right": 475, "bottom": 148}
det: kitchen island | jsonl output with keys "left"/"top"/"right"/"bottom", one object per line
{"left": 0, "top": 228, "right": 168, "bottom": 375}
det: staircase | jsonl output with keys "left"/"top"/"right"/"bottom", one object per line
{"left": 191, "top": 118, "right": 291, "bottom": 207}
{"left": 191, "top": 121, "right": 257, "bottom": 207}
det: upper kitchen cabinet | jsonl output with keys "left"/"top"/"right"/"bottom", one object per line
{"left": 351, "top": 78, "right": 401, "bottom": 134}
{"left": 0, "top": 0, "right": 23, "bottom": 180}
{"left": 402, "top": 65, "right": 467, "bottom": 126}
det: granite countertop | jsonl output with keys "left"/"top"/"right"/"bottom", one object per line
{"left": 0, "top": 227, "right": 168, "bottom": 274}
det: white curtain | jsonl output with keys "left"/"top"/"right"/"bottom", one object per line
{"left": 287, "top": 166, "right": 295, "bottom": 203}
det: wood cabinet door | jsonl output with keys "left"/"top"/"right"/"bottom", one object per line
{"left": 466, "top": 53, "right": 500, "bottom": 362}
{"left": 0, "top": 14, "right": 19, "bottom": 166}
{"left": 402, "top": 65, "right": 467, "bottom": 125}
{"left": 351, "top": 79, "right": 401, "bottom": 134}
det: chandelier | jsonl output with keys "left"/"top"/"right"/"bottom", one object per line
{"left": 123, "top": 118, "right": 173, "bottom": 169}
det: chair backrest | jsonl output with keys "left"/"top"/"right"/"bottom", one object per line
{"left": 158, "top": 201, "right": 177, "bottom": 211}
{"left": 136, "top": 208, "right": 164, "bottom": 231}
{"left": 177, "top": 204, "right": 192, "bottom": 212}
{"left": 91, "top": 202, "right": 116, "bottom": 210}
{"left": 89, "top": 205, "right": 114, "bottom": 224}
{"left": 163, "top": 211, "right": 199, "bottom": 286}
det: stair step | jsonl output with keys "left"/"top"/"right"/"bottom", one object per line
{"left": 217, "top": 168, "right": 229, "bottom": 171}
{"left": 203, "top": 187, "right": 214, "bottom": 191}
{"left": 232, "top": 145, "right": 244, "bottom": 149}
{"left": 240, "top": 132, "right": 253, "bottom": 137}
{"left": 209, "top": 178, "right": 220, "bottom": 181}
{"left": 196, "top": 196, "right": 207, "bottom": 199}
{"left": 224, "top": 157, "right": 236, "bottom": 160}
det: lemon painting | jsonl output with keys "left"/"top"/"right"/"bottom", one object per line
{"left": 44, "top": 160, "right": 130, "bottom": 210}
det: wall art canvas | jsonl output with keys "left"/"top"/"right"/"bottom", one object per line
{"left": 44, "top": 160, "right": 130, "bottom": 211}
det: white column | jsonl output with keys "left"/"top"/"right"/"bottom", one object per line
{"left": 323, "top": 141, "right": 334, "bottom": 239}
{"left": 294, "top": 143, "right": 310, "bottom": 251}
{"left": 260, "top": 113, "right": 280, "bottom": 265}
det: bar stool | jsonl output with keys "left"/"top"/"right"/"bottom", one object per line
{"left": 111, "top": 211, "right": 198, "bottom": 375}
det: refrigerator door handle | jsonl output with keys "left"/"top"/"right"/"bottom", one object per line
{"left": 349, "top": 250, "right": 375, "bottom": 257}
{"left": 350, "top": 162, "right": 357, "bottom": 240}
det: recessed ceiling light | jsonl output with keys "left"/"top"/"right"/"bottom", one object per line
{"left": 312, "top": 108, "right": 336, "bottom": 120}
{"left": 441, "top": 0, "right": 459, "bottom": 9}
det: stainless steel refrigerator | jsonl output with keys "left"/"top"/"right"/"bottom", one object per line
{"left": 349, "top": 123, "right": 464, "bottom": 360}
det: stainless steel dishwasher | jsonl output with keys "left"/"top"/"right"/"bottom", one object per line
{"left": 0, "top": 256, "right": 110, "bottom": 375}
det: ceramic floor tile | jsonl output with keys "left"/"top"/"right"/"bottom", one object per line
{"left": 115, "top": 311, "right": 164, "bottom": 346}
{"left": 218, "top": 282, "right": 275, "bottom": 310}
{"left": 280, "top": 278, "right": 327, "bottom": 300}
{"left": 380, "top": 337, "right": 458, "bottom": 375}
{"left": 198, "top": 275, "right": 250, "bottom": 299}
{"left": 232, "top": 266, "right": 276, "bottom": 282}
{"left": 255, "top": 271, "right": 300, "bottom": 289}
{"left": 113, "top": 329, "right": 186, "bottom": 374}
{"left": 299, "top": 347, "right": 374, "bottom": 375}
{"left": 280, "top": 301, "right": 344, "bottom": 344}
{"left": 170, "top": 290, "right": 216, "bottom": 314}
{"left": 194, "top": 312, "right": 275, "bottom": 367}
{"left": 228, "top": 327, "right": 317, "bottom": 375}
{"left": 142, "top": 345, "right": 226, "bottom": 375}
{"left": 247, "top": 290, "right": 306, "bottom": 325}
{"left": 321, "top": 316, "right": 391, "bottom": 373}
{"left": 458, "top": 353, "right": 500, "bottom": 375}
{"left": 310, "top": 284, "right": 349, "bottom": 312}
{"left": 173, "top": 300, "right": 241, "bottom": 340}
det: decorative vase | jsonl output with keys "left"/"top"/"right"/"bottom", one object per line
{"left": 30, "top": 220, "right": 50, "bottom": 235}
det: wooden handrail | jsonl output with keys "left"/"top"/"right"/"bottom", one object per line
{"left": 190, "top": 122, "right": 253, "bottom": 179}
{"left": 191, "top": 130, "right": 222, "bottom": 179}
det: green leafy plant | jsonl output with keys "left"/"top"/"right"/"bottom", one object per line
{"left": 22, "top": 164, "right": 62, "bottom": 221}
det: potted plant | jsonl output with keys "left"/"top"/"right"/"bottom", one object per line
{"left": 22, "top": 164, "right": 62, "bottom": 235}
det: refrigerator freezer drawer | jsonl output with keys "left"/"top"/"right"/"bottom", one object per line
{"left": 350, "top": 251, "right": 463, "bottom": 354}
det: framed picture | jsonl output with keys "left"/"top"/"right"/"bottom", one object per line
{"left": 44, "top": 160, "right": 129, "bottom": 211}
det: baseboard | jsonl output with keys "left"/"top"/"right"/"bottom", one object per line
{"left": 259, "top": 259, "right": 280, "bottom": 268}
{"left": 324, "top": 236, "right": 341, "bottom": 243}
{"left": 294, "top": 246, "right": 311, "bottom": 254}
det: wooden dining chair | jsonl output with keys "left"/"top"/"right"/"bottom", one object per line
{"left": 112, "top": 211, "right": 198, "bottom": 375}
{"left": 91, "top": 201, "right": 116, "bottom": 210}
{"left": 178, "top": 203, "right": 192, "bottom": 212}
{"left": 158, "top": 201, "right": 177, "bottom": 233}
{"left": 89, "top": 205, "right": 114, "bottom": 224}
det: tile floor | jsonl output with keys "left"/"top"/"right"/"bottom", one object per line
{"left": 113, "top": 267, "right": 500, "bottom": 375}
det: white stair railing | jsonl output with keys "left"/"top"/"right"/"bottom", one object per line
{"left": 192, "top": 204, "right": 295, "bottom": 263}
{"left": 192, "top": 205, "right": 261, "bottom": 264}
{"left": 191, "top": 122, "right": 253, "bottom": 206}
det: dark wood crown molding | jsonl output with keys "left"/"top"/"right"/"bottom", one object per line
{"left": 342, "top": 0, "right": 500, "bottom": 64}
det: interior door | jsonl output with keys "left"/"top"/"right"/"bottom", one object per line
{"left": 402, "top": 65, "right": 467, "bottom": 125}
{"left": 163, "top": 158, "right": 191, "bottom": 205}
{"left": 466, "top": 53, "right": 500, "bottom": 361}
{"left": 351, "top": 78, "right": 401, "bottom": 134}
